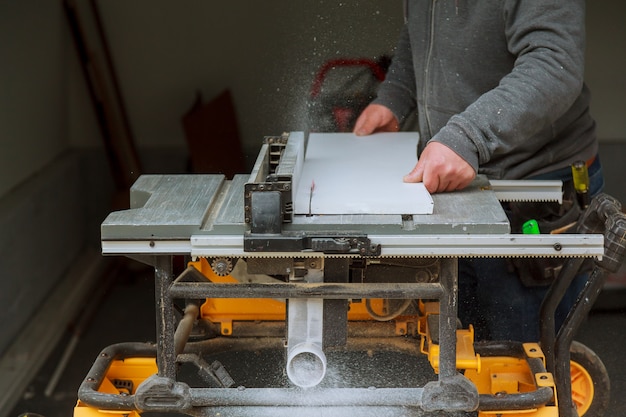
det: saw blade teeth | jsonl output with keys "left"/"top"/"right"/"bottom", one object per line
{"left": 497, "top": 197, "right": 556, "bottom": 202}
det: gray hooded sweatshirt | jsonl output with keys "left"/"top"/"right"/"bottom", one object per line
{"left": 374, "top": 0, "right": 598, "bottom": 180}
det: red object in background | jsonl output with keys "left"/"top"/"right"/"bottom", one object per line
{"left": 308, "top": 57, "right": 390, "bottom": 133}
{"left": 182, "top": 89, "right": 246, "bottom": 178}
{"left": 310, "top": 58, "right": 387, "bottom": 99}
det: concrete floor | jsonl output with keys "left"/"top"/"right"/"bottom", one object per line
{"left": 9, "top": 260, "right": 626, "bottom": 417}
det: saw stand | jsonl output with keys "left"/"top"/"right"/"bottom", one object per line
{"left": 78, "top": 132, "right": 625, "bottom": 417}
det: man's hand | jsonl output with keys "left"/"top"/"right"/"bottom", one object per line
{"left": 403, "top": 142, "right": 476, "bottom": 193}
{"left": 353, "top": 104, "right": 399, "bottom": 136}
{"left": 354, "top": 105, "right": 475, "bottom": 193}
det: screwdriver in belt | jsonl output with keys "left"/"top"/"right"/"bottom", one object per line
{"left": 571, "top": 160, "right": 590, "bottom": 209}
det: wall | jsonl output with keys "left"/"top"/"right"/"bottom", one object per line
{"left": 0, "top": 0, "right": 79, "bottom": 355}
{"left": 0, "top": 0, "right": 68, "bottom": 198}
{"left": 585, "top": 1, "right": 626, "bottom": 140}
{"left": 0, "top": 153, "right": 87, "bottom": 355}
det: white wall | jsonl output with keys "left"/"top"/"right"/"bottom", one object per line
{"left": 0, "top": 0, "right": 68, "bottom": 198}
{"left": 585, "top": 1, "right": 626, "bottom": 140}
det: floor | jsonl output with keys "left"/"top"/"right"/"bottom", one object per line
{"left": 9, "top": 259, "right": 626, "bottom": 417}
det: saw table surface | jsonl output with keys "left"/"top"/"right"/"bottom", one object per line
{"left": 101, "top": 173, "right": 509, "bottom": 241}
{"left": 100, "top": 132, "right": 605, "bottom": 259}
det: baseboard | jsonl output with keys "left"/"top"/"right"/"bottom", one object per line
{"left": 0, "top": 249, "right": 109, "bottom": 417}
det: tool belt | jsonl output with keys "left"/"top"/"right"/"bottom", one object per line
{"left": 507, "top": 181, "right": 590, "bottom": 287}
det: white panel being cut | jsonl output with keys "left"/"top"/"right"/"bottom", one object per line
{"left": 294, "top": 133, "right": 433, "bottom": 215}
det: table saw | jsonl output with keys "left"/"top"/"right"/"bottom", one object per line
{"left": 76, "top": 132, "right": 626, "bottom": 417}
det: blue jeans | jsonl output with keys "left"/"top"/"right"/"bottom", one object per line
{"left": 458, "top": 157, "right": 604, "bottom": 342}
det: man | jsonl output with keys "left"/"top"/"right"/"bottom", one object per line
{"left": 354, "top": 1, "right": 603, "bottom": 341}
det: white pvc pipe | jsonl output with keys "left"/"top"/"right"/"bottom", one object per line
{"left": 286, "top": 298, "right": 327, "bottom": 388}
{"left": 286, "top": 341, "right": 327, "bottom": 388}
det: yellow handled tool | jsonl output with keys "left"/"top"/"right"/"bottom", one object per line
{"left": 571, "top": 160, "right": 590, "bottom": 208}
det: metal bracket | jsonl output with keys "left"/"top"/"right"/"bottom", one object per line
{"left": 489, "top": 180, "right": 563, "bottom": 204}
{"left": 244, "top": 232, "right": 381, "bottom": 256}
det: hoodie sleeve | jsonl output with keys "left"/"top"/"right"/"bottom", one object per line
{"left": 371, "top": 25, "right": 417, "bottom": 125}
{"left": 431, "top": 0, "right": 587, "bottom": 172}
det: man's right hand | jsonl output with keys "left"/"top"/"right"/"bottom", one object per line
{"left": 353, "top": 104, "right": 400, "bottom": 136}
{"left": 403, "top": 141, "right": 476, "bottom": 193}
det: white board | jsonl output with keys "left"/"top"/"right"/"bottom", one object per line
{"left": 293, "top": 133, "right": 434, "bottom": 215}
